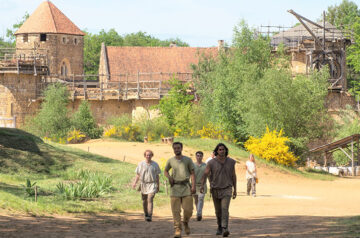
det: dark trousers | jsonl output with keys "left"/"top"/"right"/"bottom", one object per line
{"left": 212, "top": 190, "right": 231, "bottom": 228}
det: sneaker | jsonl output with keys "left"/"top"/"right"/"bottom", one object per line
{"left": 183, "top": 222, "right": 190, "bottom": 235}
{"left": 222, "top": 227, "right": 230, "bottom": 237}
{"left": 216, "top": 226, "right": 222, "bottom": 235}
{"left": 197, "top": 215, "right": 202, "bottom": 221}
{"left": 174, "top": 228, "right": 181, "bottom": 238}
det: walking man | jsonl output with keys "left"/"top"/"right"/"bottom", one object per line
{"left": 201, "top": 143, "right": 237, "bottom": 237}
{"left": 246, "top": 154, "right": 257, "bottom": 197}
{"left": 164, "top": 142, "right": 196, "bottom": 238}
{"left": 193, "top": 151, "right": 207, "bottom": 221}
{"left": 132, "top": 149, "right": 161, "bottom": 222}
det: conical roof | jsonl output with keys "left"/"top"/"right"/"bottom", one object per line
{"left": 15, "top": 1, "right": 85, "bottom": 36}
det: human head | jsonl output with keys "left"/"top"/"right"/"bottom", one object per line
{"left": 195, "top": 151, "right": 204, "bottom": 163}
{"left": 249, "top": 153, "right": 255, "bottom": 162}
{"left": 172, "top": 142, "right": 183, "bottom": 156}
{"left": 214, "top": 143, "right": 229, "bottom": 157}
{"left": 144, "top": 150, "right": 154, "bottom": 162}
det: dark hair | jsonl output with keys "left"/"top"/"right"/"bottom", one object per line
{"left": 195, "top": 151, "right": 203, "bottom": 156}
{"left": 172, "top": 141, "right": 183, "bottom": 148}
{"left": 214, "top": 143, "right": 229, "bottom": 157}
{"left": 144, "top": 149, "right": 154, "bottom": 157}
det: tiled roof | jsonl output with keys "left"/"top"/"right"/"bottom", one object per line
{"left": 106, "top": 46, "right": 218, "bottom": 77}
{"left": 15, "top": 1, "right": 84, "bottom": 36}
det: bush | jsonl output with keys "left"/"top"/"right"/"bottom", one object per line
{"left": 72, "top": 100, "right": 103, "bottom": 139}
{"left": 135, "top": 116, "right": 173, "bottom": 141}
{"left": 67, "top": 129, "right": 86, "bottom": 144}
{"left": 27, "top": 83, "right": 71, "bottom": 139}
{"left": 245, "top": 127, "right": 298, "bottom": 166}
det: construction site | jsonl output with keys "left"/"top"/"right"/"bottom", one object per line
{"left": 0, "top": 2, "right": 356, "bottom": 130}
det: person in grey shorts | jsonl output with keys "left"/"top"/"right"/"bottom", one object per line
{"left": 132, "top": 149, "right": 161, "bottom": 222}
{"left": 193, "top": 151, "right": 207, "bottom": 221}
{"left": 201, "top": 143, "right": 237, "bottom": 237}
{"left": 246, "top": 154, "right": 257, "bottom": 197}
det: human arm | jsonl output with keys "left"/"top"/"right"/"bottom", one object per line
{"left": 200, "top": 165, "right": 210, "bottom": 193}
{"left": 132, "top": 174, "right": 140, "bottom": 189}
{"left": 190, "top": 170, "right": 196, "bottom": 194}
{"left": 232, "top": 165, "right": 237, "bottom": 199}
{"left": 164, "top": 166, "right": 174, "bottom": 187}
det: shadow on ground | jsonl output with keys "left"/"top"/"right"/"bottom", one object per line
{"left": 0, "top": 212, "right": 358, "bottom": 238}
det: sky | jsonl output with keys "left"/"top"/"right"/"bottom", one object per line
{"left": 0, "top": 0, "right": 358, "bottom": 47}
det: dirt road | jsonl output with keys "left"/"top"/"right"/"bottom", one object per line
{"left": 1, "top": 139, "right": 359, "bottom": 237}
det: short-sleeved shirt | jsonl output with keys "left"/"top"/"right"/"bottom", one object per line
{"left": 135, "top": 160, "right": 161, "bottom": 194}
{"left": 208, "top": 157, "right": 236, "bottom": 190}
{"left": 245, "top": 160, "right": 256, "bottom": 179}
{"left": 194, "top": 162, "right": 207, "bottom": 195}
{"left": 165, "top": 156, "right": 195, "bottom": 197}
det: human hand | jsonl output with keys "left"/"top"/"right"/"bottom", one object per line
{"left": 168, "top": 177, "right": 174, "bottom": 187}
{"left": 191, "top": 186, "right": 196, "bottom": 194}
{"left": 232, "top": 190, "right": 237, "bottom": 199}
{"left": 200, "top": 185, "right": 204, "bottom": 194}
{"left": 132, "top": 183, "right": 137, "bottom": 190}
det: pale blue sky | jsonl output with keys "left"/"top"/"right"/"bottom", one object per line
{"left": 0, "top": 0, "right": 358, "bottom": 46}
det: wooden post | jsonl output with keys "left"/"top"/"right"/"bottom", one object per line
{"left": 34, "top": 186, "right": 38, "bottom": 202}
{"left": 137, "top": 71, "right": 140, "bottom": 99}
{"left": 159, "top": 81, "right": 162, "bottom": 99}
{"left": 125, "top": 74, "right": 128, "bottom": 100}
{"left": 100, "top": 82, "right": 103, "bottom": 100}
{"left": 118, "top": 81, "right": 121, "bottom": 101}
{"left": 83, "top": 76, "right": 87, "bottom": 99}
{"left": 324, "top": 152, "right": 328, "bottom": 168}
{"left": 352, "top": 140, "right": 355, "bottom": 176}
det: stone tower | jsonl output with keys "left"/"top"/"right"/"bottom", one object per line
{"left": 14, "top": 1, "right": 85, "bottom": 78}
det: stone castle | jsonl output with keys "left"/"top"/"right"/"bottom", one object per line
{"left": 0, "top": 1, "right": 356, "bottom": 128}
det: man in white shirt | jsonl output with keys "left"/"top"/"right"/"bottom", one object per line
{"left": 132, "top": 150, "right": 161, "bottom": 222}
{"left": 245, "top": 154, "right": 257, "bottom": 197}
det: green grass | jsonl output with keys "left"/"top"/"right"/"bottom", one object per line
{"left": 337, "top": 216, "right": 360, "bottom": 236}
{"left": 0, "top": 128, "right": 169, "bottom": 215}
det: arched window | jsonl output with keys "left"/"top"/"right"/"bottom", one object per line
{"left": 61, "top": 62, "right": 68, "bottom": 77}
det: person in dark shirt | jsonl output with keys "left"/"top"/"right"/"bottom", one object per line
{"left": 201, "top": 143, "right": 237, "bottom": 237}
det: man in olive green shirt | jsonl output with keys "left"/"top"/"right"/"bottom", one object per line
{"left": 193, "top": 151, "right": 207, "bottom": 221}
{"left": 164, "top": 142, "right": 196, "bottom": 238}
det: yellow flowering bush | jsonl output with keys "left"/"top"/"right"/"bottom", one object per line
{"left": 197, "top": 123, "right": 231, "bottom": 141}
{"left": 67, "top": 129, "right": 86, "bottom": 144}
{"left": 103, "top": 125, "right": 140, "bottom": 141}
{"left": 244, "top": 127, "right": 298, "bottom": 166}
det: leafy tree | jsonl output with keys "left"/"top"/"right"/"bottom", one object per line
{"left": 6, "top": 12, "right": 29, "bottom": 45}
{"left": 325, "top": 0, "right": 360, "bottom": 30}
{"left": 156, "top": 78, "right": 194, "bottom": 134}
{"left": 29, "top": 83, "right": 71, "bottom": 139}
{"left": 71, "top": 100, "right": 103, "bottom": 139}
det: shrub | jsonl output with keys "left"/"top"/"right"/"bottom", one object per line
{"left": 197, "top": 123, "right": 231, "bottom": 140}
{"left": 72, "top": 100, "right": 103, "bottom": 139}
{"left": 67, "top": 129, "right": 86, "bottom": 144}
{"left": 245, "top": 127, "right": 298, "bottom": 166}
{"left": 57, "top": 170, "right": 113, "bottom": 200}
{"left": 27, "top": 83, "right": 71, "bottom": 139}
{"left": 136, "top": 116, "right": 173, "bottom": 141}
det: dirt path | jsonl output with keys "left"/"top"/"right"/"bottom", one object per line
{"left": 1, "top": 139, "right": 359, "bottom": 237}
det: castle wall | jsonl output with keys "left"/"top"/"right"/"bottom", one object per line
{"left": 16, "top": 33, "right": 84, "bottom": 77}
{"left": 290, "top": 51, "right": 307, "bottom": 74}
{"left": 0, "top": 73, "right": 42, "bottom": 126}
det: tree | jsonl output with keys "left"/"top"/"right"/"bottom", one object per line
{"left": 325, "top": 0, "right": 360, "bottom": 30}
{"left": 71, "top": 100, "right": 103, "bottom": 139}
{"left": 29, "top": 83, "right": 71, "bottom": 139}
{"left": 6, "top": 12, "right": 29, "bottom": 45}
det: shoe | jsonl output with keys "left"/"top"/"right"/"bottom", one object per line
{"left": 146, "top": 216, "right": 152, "bottom": 222}
{"left": 247, "top": 192, "right": 250, "bottom": 196}
{"left": 216, "top": 226, "right": 222, "bottom": 235}
{"left": 197, "top": 215, "right": 202, "bottom": 221}
{"left": 252, "top": 194, "right": 256, "bottom": 197}
{"left": 174, "top": 228, "right": 181, "bottom": 238}
{"left": 222, "top": 227, "right": 230, "bottom": 237}
{"left": 183, "top": 222, "right": 190, "bottom": 235}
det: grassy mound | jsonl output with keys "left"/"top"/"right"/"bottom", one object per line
{"left": 0, "top": 128, "right": 168, "bottom": 215}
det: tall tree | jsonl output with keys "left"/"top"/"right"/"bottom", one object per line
{"left": 325, "top": 0, "right": 360, "bottom": 30}
{"left": 6, "top": 12, "right": 29, "bottom": 45}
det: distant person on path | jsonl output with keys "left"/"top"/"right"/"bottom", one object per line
{"left": 201, "top": 143, "right": 237, "bottom": 237}
{"left": 164, "top": 142, "right": 196, "bottom": 238}
{"left": 193, "top": 151, "right": 207, "bottom": 221}
{"left": 132, "top": 149, "right": 161, "bottom": 222}
{"left": 246, "top": 154, "right": 257, "bottom": 197}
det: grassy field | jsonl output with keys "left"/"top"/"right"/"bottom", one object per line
{"left": 0, "top": 128, "right": 169, "bottom": 215}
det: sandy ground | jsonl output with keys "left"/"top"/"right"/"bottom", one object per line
{"left": 1, "top": 139, "right": 360, "bottom": 237}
